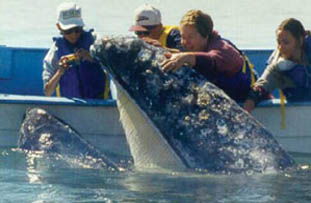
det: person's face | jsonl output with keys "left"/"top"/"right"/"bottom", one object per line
{"left": 135, "top": 30, "right": 150, "bottom": 39}
{"left": 135, "top": 25, "right": 159, "bottom": 39}
{"left": 277, "top": 29, "right": 302, "bottom": 60}
{"left": 60, "top": 26, "right": 83, "bottom": 44}
{"left": 181, "top": 24, "right": 208, "bottom": 51}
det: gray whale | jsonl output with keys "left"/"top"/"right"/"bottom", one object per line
{"left": 18, "top": 108, "right": 122, "bottom": 172}
{"left": 91, "top": 36, "right": 295, "bottom": 174}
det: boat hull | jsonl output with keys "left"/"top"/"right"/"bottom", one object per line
{"left": 253, "top": 101, "right": 311, "bottom": 154}
{"left": 1, "top": 94, "right": 310, "bottom": 154}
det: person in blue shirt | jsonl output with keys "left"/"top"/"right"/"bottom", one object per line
{"left": 43, "top": 2, "right": 109, "bottom": 99}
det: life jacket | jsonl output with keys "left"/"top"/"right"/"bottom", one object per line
{"left": 54, "top": 30, "right": 109, "bottom": 99}
{"left": 213, "top": 38, "right": 258, "bottom": 102}
{"left": 282, "top": 64, "right": 311, "bottom": 100}
{"left": 158, "top": 25, "right": 180, "bottom": 48}
{"left": 282, "top": 35, "right": 311, "bottom": 101}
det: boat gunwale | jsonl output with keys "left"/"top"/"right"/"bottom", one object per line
{"left": 0, "top": 94, "right": 116, "bottom": 107}
{"left": 2, "top": 93, "right": 311, "bottom": 108}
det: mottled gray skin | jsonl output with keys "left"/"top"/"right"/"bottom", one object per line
{"left": 91, "top": 36, "right": 295, "bottom": 174}
{"left": 18, "top": 108, "right": 121, "bottom": 172}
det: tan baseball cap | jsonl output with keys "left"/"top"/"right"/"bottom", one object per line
{"left": 129, "top": 4, "right": 161, "bottom": 31}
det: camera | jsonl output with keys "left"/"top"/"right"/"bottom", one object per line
{"left": 65, "top": 54, "right": 80, "bottom": 66}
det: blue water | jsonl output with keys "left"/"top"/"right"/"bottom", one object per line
{"left": 2, "top": 0, "right": 311, "bottom": 202}
{"left": 1, "top": 147, "right": 311, "bottom": 202}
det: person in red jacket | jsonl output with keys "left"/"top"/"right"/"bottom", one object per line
{"left": 161, "top": 9, "right": 256, "bottom": 103}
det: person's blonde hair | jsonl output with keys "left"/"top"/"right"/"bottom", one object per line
{"left": 180, "top": 10, "right": 213, "bottom": 39}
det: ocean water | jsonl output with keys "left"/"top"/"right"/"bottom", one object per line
{"left": 1, "top": 0, "right": 311, "bottom": 202}
{"left": 1, "top": 146, "right": 311, "bottom": 203}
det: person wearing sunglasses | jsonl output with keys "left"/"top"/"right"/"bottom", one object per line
{"left": 129, "top": 4, "right": 182, "bottom": 51}
{"left": 43, "top": 2, "right": 109, "bottom": 99}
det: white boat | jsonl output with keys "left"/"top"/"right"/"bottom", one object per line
{"left": 0, "top": 45, "right": 309, "bottom": 154}
{"left": 253, "top": 100, "right": 311, "bottom": 154}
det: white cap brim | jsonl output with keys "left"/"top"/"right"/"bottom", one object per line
{"left": 58, "top": 18, "right": 84, "bottom": 30}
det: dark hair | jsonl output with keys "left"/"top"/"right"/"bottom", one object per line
{"left": 277, "top": 18, "right": 305, "bottom": 42}
{"left": 180, "top": 10, "right": 213, "bottom": 39}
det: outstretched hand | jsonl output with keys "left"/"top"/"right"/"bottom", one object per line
{"left": 161, "top": 52, "right": 196, "bottom": 72}
{"left": 243, "top": 99, "right": 256, "bottom": 113}
{"left": 141, "top": 37, "right": 162, "bottom": 47}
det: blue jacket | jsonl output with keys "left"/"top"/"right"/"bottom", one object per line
{"left": 54, "top": 30, "right": 109, "bottom": 99}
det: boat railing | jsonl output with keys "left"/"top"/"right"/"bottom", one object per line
{"left": 0, "top": 46, "right": 275, "bottom": 97}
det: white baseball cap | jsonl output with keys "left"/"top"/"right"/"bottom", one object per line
{"left": 129, "top": 4, "right": 161, "bottom": 32}
{"left": 57, "top": 2, "right": 84, "bottom": 30}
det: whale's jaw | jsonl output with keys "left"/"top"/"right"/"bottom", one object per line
{"left": 116, "top": 83, "right": 187, "bottom": 171}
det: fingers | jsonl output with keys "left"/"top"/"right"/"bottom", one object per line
{"left": 161, "top": 53, "right": 185, "bottom": 72}
{"left": 59, "top": 54, "right": 78, "bottom": 70}
{"left": 161, "top": 59, "right": 181, "bottom": 72}
{"left": 141, "top": 37, "right": 162, "bottom": 47}
{"left": 76, "top": 49, "right": 93, "bottom": 62}
{"left": 164, "top": 52, "right": 172, "bottom": 59}
{"left": 167, "top": 48, "right": 181, "bottom": 53}
{"left": 243, "top": 99, "right": 255, "bottom": 113}
{"left": 76, "top": 48, "right": 86, "bottom": 58}
{"left": 59, "top": 57, "right": 70, "bottom": 70}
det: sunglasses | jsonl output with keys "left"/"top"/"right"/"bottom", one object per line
{"left": 61, "top": 27, "right": 83, "bottom": 35}
{"left": 134, "top": 25, "right": 158, "bottom": 36}
{"left": 135, "top": 31, "right": 150, "bottom": 36}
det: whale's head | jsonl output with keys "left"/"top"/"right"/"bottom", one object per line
{"left": 18, "top": 108, "right": 120, "bottom": 171}
{"left": 91, "top": 36, "right": 296, "bottom": 174}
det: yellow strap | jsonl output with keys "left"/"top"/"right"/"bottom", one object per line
{"left": 98, "top": 73, "right": 110, "bottom": 99}
{"left": 158, "top": 25, "right": 180, "bottom": 48}
{"left": 242, "top": 55, "right": 256, "bottom": 85}
{"left": 56, "top": 84, "right": 61, "bottom": 97}
{"left": 279, "top": 89, "right": 286, "bottom": 129}
{"left": 242, "top": 55, "right": 286, "bottom": 129}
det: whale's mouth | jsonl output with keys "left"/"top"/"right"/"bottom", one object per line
{"left": 92, "top": 37, "right": 191, "bottom": 170}
{"left": 112, "top": 78, "right": 188, "bottom": 171}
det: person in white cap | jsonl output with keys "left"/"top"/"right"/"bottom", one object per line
{"left": 129, "top": 4, "right": 182, "bottom": 50}
{"left": 43, "top": 1, "right": 110, "bottom": 99}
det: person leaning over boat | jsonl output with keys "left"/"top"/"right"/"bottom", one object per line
{"left": 42, "top": 2, "right": 109, "bottom": 99}
{"left": 243, "top": 18, "right": 311, "bottom": 113}
{"left": 161, "top": 9, "right": 256, "bottom": 103}
{"left": 129, "top": 4, "right": 182, "bottom": 51}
